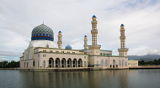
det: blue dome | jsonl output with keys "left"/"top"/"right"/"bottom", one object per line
{"left": 58, "top": 31, "right": 62, "bottom": 33}
{"left": 92, "top": 15, "right": 96, "bottom": 18}
{"left": 31, "top": 24, "right": 54, "bottom": 41}
{"left": 65, "top": 45, "right": 72, "bottom": 50}
{"left": 120, "top": 24, "right": 124, "bottom": 27}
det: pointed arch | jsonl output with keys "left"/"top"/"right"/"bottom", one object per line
{"left": 49, "top": 58, "right": 54, "bottom": 68}
{"left": 43, "top": 60, "right": 46, "bottom": 68}
{"left": 67, "top": 58, "right": 72, "bottom": 67}
{"left": 33, "top": 60, "right": 35, "bottom": 67}
{"left": 55, "top": 58, "right": 60, "bottom": 67}
{"left": 78, "top": 59, "right": 82, "bottom": 67}
{"left": 113, "top": 59, "right": 116, "bottom": 68}
{"left": 73, "top": 59, "right": 77, "bottom": 67}
{"left": 62, "top": 58, "right": 66, "bottom": 68}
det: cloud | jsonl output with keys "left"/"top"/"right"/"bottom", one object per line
{"left": 0, "top": 0, "right": 160, "bottom": 60}
{"left": 0, "top": 29, "right": 28, "bottom": 56}
{"left": 129, "top": 46, "right": 160, "bottom": 55}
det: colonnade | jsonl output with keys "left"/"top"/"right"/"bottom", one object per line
{"left": 48, "top": 58, "right": 83, "bottom": 68}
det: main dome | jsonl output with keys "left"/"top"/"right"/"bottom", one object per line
{"left": 31, "top": 24, "right": 54, "bottom": 41}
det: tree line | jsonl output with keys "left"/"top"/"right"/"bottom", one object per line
{"left": 0, "top": 61, "right": 19, "bottom": 68}
{"left": 139, "top": 58, "right": 160, "bottom": 65}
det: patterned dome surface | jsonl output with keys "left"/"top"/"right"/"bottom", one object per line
{"left": 31, "top": 24, "right": 54, "bottom": 41}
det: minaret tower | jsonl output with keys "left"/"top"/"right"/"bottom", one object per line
{"left": 84, "top": 35, "right": 88, "bottom": 50}
{"left": 91, "top": 15, "right": 98, "bottom": 46}
{"left": 118, "top": 24, "right": 128, "bottom": 56}
{"left": 57, "top": 31, "right": 62, "bottom": 49}
{"left": 89, "top": 15, "right": 101, "bottom": 55}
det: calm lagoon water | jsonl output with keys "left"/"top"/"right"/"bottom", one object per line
{"left": 0, "top": 69, "right": 160, "bottom": 88}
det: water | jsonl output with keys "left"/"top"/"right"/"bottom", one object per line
{"left": 0, "top": 69, "right": 160, "bottom": 88}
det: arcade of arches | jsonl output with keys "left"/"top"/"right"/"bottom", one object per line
{"left": 48, "top": 58, "right": 83, "bottom": 68}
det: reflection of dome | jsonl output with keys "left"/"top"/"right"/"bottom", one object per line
{"left": 31, "top": 24, "right": 54, "bottom": 41}
{"left": 65, "top": 45, "right": 72, "bottom": 50}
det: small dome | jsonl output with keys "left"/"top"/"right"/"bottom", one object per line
{"left": 31, "top": 24, "right": 54, "bottom": 41}
{"left": 120, "top": 24, "right": 124, "bottom": 27}
{"left": 92, "top": 15, "right": 96, "bottom": 18}
{"left": 65, "top": 45, "right": 72, "bottom": 50}
{"left": 58, "top": 31, "right": 62, "bottom": 33}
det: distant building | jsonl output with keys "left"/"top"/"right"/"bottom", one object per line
{"left": 20, "top": 15, "right": 131, "bottom": 69}
{"left": 128, "top": 60, "right": 139, "bottom": 67}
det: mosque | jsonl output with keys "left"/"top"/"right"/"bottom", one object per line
{"left": 20, "top": 15, "right": 131, "bottom": 69}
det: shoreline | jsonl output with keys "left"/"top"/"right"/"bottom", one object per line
{"left": 0, "top": 66, "right": 160, "bottom": 71}
{"left": 129, "top": 65, "right": 160, "bottom": 69}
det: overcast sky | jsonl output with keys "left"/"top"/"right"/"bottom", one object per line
{"left": 0, "top": 0, "right": 160, "bottom": 61}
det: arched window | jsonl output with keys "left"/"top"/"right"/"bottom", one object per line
{"left": 67, "top": 58, "right": 72, "bottom": 67}
{"left": 27, "top": 62, "right": 28, "bottom": 68}
{"left": 33, "top": 60, "right": 35, "bottom": 67}
{"left": 105, "top": 60, "right": 107, "bottom": 66}
{"left": 78, "top": 59, "right": 82, "bottom": 67}
{"left": 110, "top": 65, "right": 112, "bottom": 68}
{"left": 116, "top": 65, "right": 118, "bottom": 68}
{"left": 62, "top": 58, "right": 66, "bottom": 68}
{"left": 113, "top": 60, "right": 116, "bottom": 68}
{"left": 49, "top": 58, "right": 54, "bottom": 68}
{"left": 43, "top": 60, "right": 46, "bottom": 68}
{"left": 73, "top": 59, "right": 77, "bottom": 67}
{"left": 55, "top": 58, "right": 60, "bottom": 67}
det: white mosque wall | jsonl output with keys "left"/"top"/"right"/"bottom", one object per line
{"left": 88, "top": 55, "right": 128, "bottom": 68}
{"left": 20, "top": 49, "right": 88, "bottom": 69}
{"left": 28, "top": 40, "right": 56, "bottom": 48}
{"left": 20, "top": 47, "right": 128, "bottom": 69}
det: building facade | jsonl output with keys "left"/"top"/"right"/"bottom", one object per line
{"left": 20, "top": 15, "right": 129, "bottom": 69}
{"left": 128, "top": 60, "right": 138, "bottom": 67}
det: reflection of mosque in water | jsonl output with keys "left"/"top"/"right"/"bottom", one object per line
{"left": 88, "top": 70, "right": 128, "bottom": 88}
{"left": 20, "top": 70, "right": 129, "bottom": 88}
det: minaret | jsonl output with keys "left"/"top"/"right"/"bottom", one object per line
{"left": 57, "top": 31, "right": 62, "bottom": 49}
{"left": 84, "top": 35, "right": 88, "bottom": 50}
{"left": 89, "top": 15, "right": 101, "bottom": 55}
{"left": 118, "top": 24, "right": 128, "bottom": 56}
{"left": 91, "top": 15, "right": 98, "bottom": 46}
